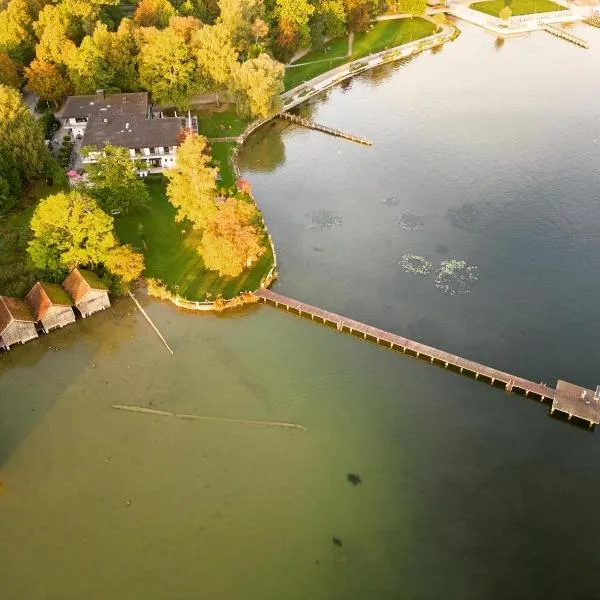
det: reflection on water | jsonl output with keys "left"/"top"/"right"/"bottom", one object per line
{"left": 2, "top": 22, "right": 600, "bottom": 600}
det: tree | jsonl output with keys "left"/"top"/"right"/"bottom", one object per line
{"left": 395, "top": 0, "right": 427, "bottom": 16}
{"left": 193, "top": 22, "right": 239, "bottom": 101}
{"left": 168, "top": 15, "right": 203, "bottom": 42}
{"left": 66, "top": 30, "right": 115, "bottom": 94}
{"left": 0, "top": 52, "right": 21, "bottom": 88}
{"left": 28, "top": 190, "right": 117, "bottom": 276}
{"left": 199, "top": 197, "right": 265, "bottom": 277}
{"left": 234, "top": 53, "right": 284, "bottom": 119}
{"left": 134, "top": 0, "right": 176, "bottom": 27}
{"left": 251, "top": 17, "right": 269, "bottom": 42}
{"left": 274, "top": 0, "right": 314, "bottom": 57}
{"left": 344, "top": 0, "right": 375, "bottom": 33}
{"left": 24, "top": 58, "right": 72, "bottom": 106}
{"left": 164, "top": 133, "right": 218, "bottom": 229}
{"left": 217, "top": 0, "right": 264, "bottom": 53}
{"left": 138, "top": 26, "right": 197, "bottom": 107}
{"left": 177, "top": 0, "right": 220, "bottom": 22}
{"left": 0, "top": 0, "right": 37, "bottom": 66}
{"left": 82, "top": 144, "right": 150, "bottom": 214}
{"left": 313, "top": 0, "right": 346, "bottom": 40}
{"left": 0, "top": 85, "right": 48, "bottom": 182}
{"left": 104, "top": 244, "right": 145, "bottom": 283}
{"left": 499, "top": 5, "right": 512, "bottom": 20}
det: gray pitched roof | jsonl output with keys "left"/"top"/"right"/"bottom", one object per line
{"left": 62, "top": 92, "right": 149, "bottom": 120}
{"left": 82, "top": 114, "right": 182, "bottom": 151}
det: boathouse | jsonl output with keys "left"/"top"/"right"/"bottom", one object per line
{"left": 26, "top": 281, "right": 76, "bottom": 333}
{"left": 62, "top": 268, "right": 110, "bottom": 318}
{"left": 0, "top": 295, "right": 39, "bottom": 350}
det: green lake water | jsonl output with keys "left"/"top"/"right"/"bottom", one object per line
{"left": 2, "top": 23, "right": 600, "bottom": 599}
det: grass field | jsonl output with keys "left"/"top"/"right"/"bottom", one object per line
{"left": 194, "top": 106, "right": 249, "bottom": 138}
{"left": 115, "top": 176, "right": 273, "bottom": 301}
{"left": 470, "top": 0, "right": 565, "bottom": 16}
{"left": 211, "top": 142, "right": 237, "bottom": 190}
{"left": 284, "top": 18, "right": 437, "bottom": 90}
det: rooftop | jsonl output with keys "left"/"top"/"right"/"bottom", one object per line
{"left": 0, "top": 295, "right": 35, "bottom": 334}
{"left": 62, "top": 91, "right": 149, "bottom": 120}
{"left": 63, "top": 268, "right": 108, "bottom": 305}
{"left": 82, "top": 114, "right": 182, "bottom": 151}
{"left": 26, "top": 282, "right": 73, "bottom": 321}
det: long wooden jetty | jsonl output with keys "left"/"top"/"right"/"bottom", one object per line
{"left": 583, "top": 14, "right": 600, "bottom": 29}
{"left": 541, "top": 24, "right": 589, "bottom": 48}
{"left": 255, "top": 288, "right": 600, "bottom": 428}
{"left": 278, "top": 112, "right": 373, "bottom": 146}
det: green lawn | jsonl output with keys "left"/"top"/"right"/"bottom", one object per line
{"left": 0, "top": 175, "right": 68, "bottom": 297}
{"left": 211, "top": 142, "right": 237, "bottom": 190}
{"left": 470, "top": 0, "right": 565, "bottom": 16}
{"left": 284, "top": 18, "right": 437, "bottom": 90}
{"left": 114, "top": 175, "right": 274, "bottom": 301}
{"left": 194, "top": 106, "right": 249, "bottom": 138}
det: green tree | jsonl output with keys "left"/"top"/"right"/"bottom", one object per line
{"left": 28, "top": 190, "right": 117, "bottom": 276}
{"left": 199, "top": 197, "right": 265, "bottom": 277}
{"left": 138, "top": 26, "right": 197, "bottom": 107}
{"left": 24, "top": 58, "right": 72, "bottom": 107}
{"left": 164, "top": 133, "right": 218, "bottom": 229}
{"left": 0, "top": 85, "right": 48, "bottom": 182}
{"left": 234, "top": 53, "right": 284, "bottom": 119}
{"left": 82, "top": 144, "right": 150, "bottom": 214}
{"left": 314, "top": 0, "right": 347, "bottom": 40}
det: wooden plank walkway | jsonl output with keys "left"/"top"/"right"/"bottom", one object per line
{"left": 278, "top": 112, "right": 373, "bottom": 146}
{"left": 255, "top": 288, "right": 600, "bottom": 427}
{"left": 541, "top": 24, "right": 589, "bottom": 48}
{"left": 583, "top": 15, "right": 600, "bottom": 29}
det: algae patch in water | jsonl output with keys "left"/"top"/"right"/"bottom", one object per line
{"left": 397, "top": 212, "right": 425, "bottom": 231}
{"left": 434, "top": 260, "right": 479, "bottom": 295}
{"left": 399, "top": 254, "right": 433, "bottom": 276}
{"left": 307, "top": 210, "right": 343, "bottom": 230}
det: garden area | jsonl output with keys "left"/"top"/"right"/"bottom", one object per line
{"left": 284, "top": 17, "right": 437, "bottom": 90}
{"left": 114, "top": 175, "right": 274, "bottom": 302}
{"left": 469, "top": 0, "right": 566, "bottom": 17}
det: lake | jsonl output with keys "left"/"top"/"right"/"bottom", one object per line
{"left": 1, "top": 22, "right": 600, "bottom": 599}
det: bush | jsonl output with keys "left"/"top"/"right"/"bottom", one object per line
{"left": 39, "top": 111, "right": 60, "bottom": 140}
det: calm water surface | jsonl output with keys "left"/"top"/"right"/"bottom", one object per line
{"left": 2, "top": 23, "right": 600, "bottom": 599}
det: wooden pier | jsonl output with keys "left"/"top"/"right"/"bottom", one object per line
{"left": 583, "top": 14, "right": 600, "bottom": 29}
{"left": 255, "top": 288, "right": 600, "bottom": 428}
{"left": 541, "top": 24, "right": 589, "bottom": 49}
{"left": 278, "top": 112, "right": 373, "bottom": 146}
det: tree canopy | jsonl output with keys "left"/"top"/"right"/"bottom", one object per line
{"left": 28, "top": 189, "right": 144, "bottom": 283}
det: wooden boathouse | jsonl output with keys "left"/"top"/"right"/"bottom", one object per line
{"left": 62, "top": 268, "right": 110, "bottom": 318}
{"left": 0, "top": 295, "right": 39, "bottom": 350}
{"left": 255, "top": 288, "right": 600, "bottom": 429}
{"left": 26, "top": 282, "right": 76, "bottom": 333}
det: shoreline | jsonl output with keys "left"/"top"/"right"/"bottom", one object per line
{"left": 165, "top": 21, "right": 458, "bottom": 313}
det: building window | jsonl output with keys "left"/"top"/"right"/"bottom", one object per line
{"left": 75, "top": 117, "right": 87, "bottom": 123}
{"left": 163, "top": 146, "right": 169, "bottom": 153}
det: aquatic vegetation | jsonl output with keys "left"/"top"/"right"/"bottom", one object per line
{"left": 347, "top": 473, "right": 362, "bottom": 485}
{"left": 446, "top": 202, "right": 486, "bottom": 232}
{"left": 397, "top": 212, "right": 425, "bottom": 231}
{"left": 434, "top": 260, "right": 479, "bottom": 295}
{"left": 332, "top": 537, "right": 343, "bottom": 547}
{"left": 308, "top": 210, "right": 343, "bottom": 230}
{"left": 399, "top": 254, "right": 433, "bottom": 276}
